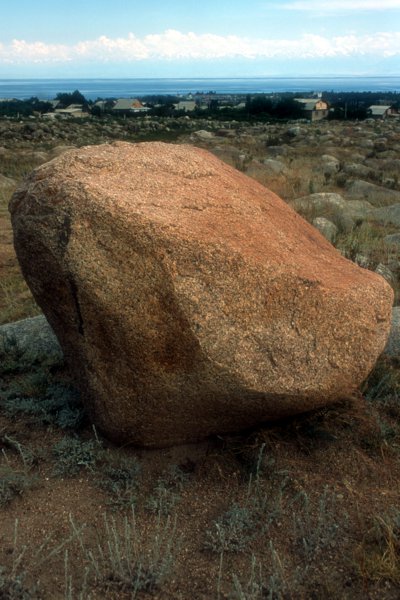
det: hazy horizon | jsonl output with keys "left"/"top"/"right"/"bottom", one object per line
{"left": 0, "top": 1, "right": 399, "bottom": 79}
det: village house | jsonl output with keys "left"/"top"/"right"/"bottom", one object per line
{"left": 54, "top": 104, "right": 88, "bottom": 118}
{"left": 367, "top": 105, "right": 398, "bottom": 119}
{"left": 112, "top": 99, "right": 150, "bottom": 114}
{"left": 294, "top": 98, "right": 329, "bottom": 121}
{"left": 173, "top": 100, "right": 197, "bottom": 112}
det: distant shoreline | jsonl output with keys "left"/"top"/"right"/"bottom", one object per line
{"left": 1, "top": 77, "right": 399, "bottom": 101}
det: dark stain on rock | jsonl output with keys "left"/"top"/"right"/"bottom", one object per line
{"left": 69, "top": 277, "right": 84, "bottom": 336}
{"left": 59, "top": 213, "right": 72, "bottom": 254}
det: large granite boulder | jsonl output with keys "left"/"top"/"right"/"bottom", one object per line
{"left": 9, "top": 142, "right": 394, "bottom": 447}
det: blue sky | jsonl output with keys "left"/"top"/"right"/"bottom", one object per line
{"left": 0, "top": 0, "right": 399, "bottom": 77}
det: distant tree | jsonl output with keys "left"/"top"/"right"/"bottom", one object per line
{"left": 246, "top": 95, "right": 273, "bottom": 116}
{"left": 208, "top": 99, "right": 219, "bottom": 111}
{"left": 273, "top": 98, "right": 303, "bottom": 119}
{"left": 0, "top": 99, "right": 33, "bottom": 117}
{"left": 55, "top": 89, "right": 88, "bottom": 108}
{"left": 29, "top": 97, "right": 53, "bottom": 113}
{"left": 90, "top": 105, "right": 103, "bottom": 117}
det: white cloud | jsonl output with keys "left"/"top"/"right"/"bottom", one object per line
{"left": 0, "top": 30, "right": 400, "bottom": 64}
{"left": 283, "top": 0, "right": 400, "bottom": 11}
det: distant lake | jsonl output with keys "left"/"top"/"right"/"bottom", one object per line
{"left": 0, "top": 77, "right": 399, "bottom": 100}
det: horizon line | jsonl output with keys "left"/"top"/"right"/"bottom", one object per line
{"left": 1, "top": 75, "right": 400, "bottom": 81}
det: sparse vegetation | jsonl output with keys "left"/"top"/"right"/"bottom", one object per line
{"left": 146, "top": 464, "right": 190, "bottom": 515}
{"left": 357, "top": 510, "right": 400, "bottom": 585}
{"left": 0, "top": 465, "right": 35, "bottom": 507}
{"left": 2, "top": 373, "right": 86, "bottom": 430}
{"left": 97, "top": 455, "right": 141, "bottom": 510}
{"left": 52, "top": 436, "right": 100, "bottom": 477}
{"left": 71, "top": 510, "right": 180, "bottom": 596}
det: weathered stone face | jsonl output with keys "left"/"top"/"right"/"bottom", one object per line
{"left": 9, "top": 141, "right": 394, "bottom": 447}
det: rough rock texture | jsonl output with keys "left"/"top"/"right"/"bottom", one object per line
{"left": 0, "top": 315, "right": 63, "bottom": 371}
{"left": 10, "top": 142, "right": 394, "bottom": 447}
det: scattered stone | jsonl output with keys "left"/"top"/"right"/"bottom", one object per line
{"left": 354, "top": 254, "right": 370, "bottom": 269}
{"left": 10, "top": 142, "right": 393, "bottom": 446}
{"left": 292, "top": 193, "right": 354, "bottom": 233}
{"left": 344, "top": 200, "right": 375, "bottom": 222}
{"left": 246, "top": 159, "right": 287, "bottom": 185}
{"left": 345, "top": 179, "right": 400, "bottom": 207}
{"left": 312, "top": 217, "right": 338, "bottom": 243}
{"left": 342, "top": 163, "right": 371, "bottom": 179}
{"left": 384, "top": 307, "right": 400, "bottom": 359}
{"left": 192, "top": 130, "right": 215, "bottom": 141}
{"left": 384, "top": 232, "right": 400, "bottom": 245}
{"left": 262, "top": 158, "right": 287, "bottom": 175}
{"left": 0, "top": 315, "right": 63, "bottom": 372}
{"left": 321, "top": 155, "right": 340, "bottom": 177}
{"left": 373, "top": 204, "right": 400, "bottom": 228}
{"left": 286, "top": 126, "right": 302, "bottom": 137}
{"left": 265, "top": 145, "right": 287, "bottom": 157}
{"left": 321, "top": 154, "right": 339, "bottom": 165}
{"left": 375, "top": 263, "right": 395, "bottom": 286}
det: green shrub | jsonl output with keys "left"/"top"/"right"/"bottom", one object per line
{"left": 205, "top": 450, "right": 283, "bottom": 554}
{"left": 146, "top": 465, "right": 190, "bottom": 515}
{"left": 0, "top": 466, "right": 35, "bottom": 507}
{"left": 0, "top": 565, "right": 39, "bottom": 600}
{"left": 2, "top": 379, "right": 86, "bottom": 431}
{"left": 292, "top": 486, "right": 341, "bottom": 560}
{"left": 97, "top": 456, "right": 141, "bottom": 510}
{"left": 52, "top": 437, "right": 99, "bottom": 477}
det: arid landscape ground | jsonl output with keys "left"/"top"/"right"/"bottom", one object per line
{"left": 1, "top": 114, "right": 400, "bottom": 599}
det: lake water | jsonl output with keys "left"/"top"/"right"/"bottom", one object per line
{"left": 0, "top": 77, "right": 399, "bottom": 100}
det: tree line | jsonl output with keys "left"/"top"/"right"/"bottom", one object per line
{"left": 0, "top": 89, "right": 399, "bottom": 121}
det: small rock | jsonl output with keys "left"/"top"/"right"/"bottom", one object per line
{"left": 355, "top": 254, "right": 370, "bottom": 269}
{"left": 262, "top": 158, "right": 287, "bottom": 175}
{"left": 384, "top": 232, "right": 400, "bottom": 246}
{"left": 346, "top": 179, "right": 400, "bottom": 207}
{"left": 312, "top": 217, "right": 338, "bottom": 243}
{"left": 292, "top": 193, "right": 354, "bottom": 233}
{"left": 384, "top": 307, "right": 400, "bottom": 359}
{"left": 375, "top": 263, "right": 395, "bottom": 286}
{"left": 373, "top": 204, "right": 400, "bottom": 228}
{"left": 192, "top": 130, "right": 215, "bottom": 141}
{"left": 0, "top": 315, "right": 63, "bottom": 372}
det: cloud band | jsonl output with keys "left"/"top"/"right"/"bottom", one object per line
{"left": 1, "top": 30, "right": 400, "bottom": 64}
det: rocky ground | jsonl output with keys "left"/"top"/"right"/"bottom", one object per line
{"left": 0, "top": 114, "right": 399, "bottom": 599}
